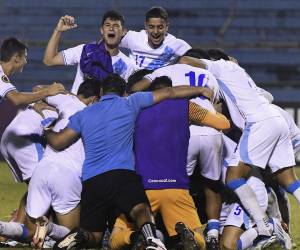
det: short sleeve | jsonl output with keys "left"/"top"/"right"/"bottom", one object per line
{"left": 61, "top": 44, "right": 84, "bottom": 66}
{"left": 0, "top": 74, "right": 16, "bottom": 99}
{"left": 202, "top": 59, "right": 222, "bottom": 78}
{"left": 127, "top": 92, "right": 154, "bottom": 114}
{"left": 174, "top": 38, "right": 191, "bottom": 56}
{"left": 67, "top": 111, "right": 82, "bottom": 133}
{"left": 120, "top": 30, "right": 137, "bottom": 49}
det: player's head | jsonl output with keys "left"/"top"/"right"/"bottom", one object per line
{"left": 184, "top": 48, "right": 210, "bottom": 60}
{"left": 150, "top": 76, "right": 172, "bottom": 90}
{"left": 77, "top": 78, "right": 102, "bottom": 105}
{"left": 145, "top": 6, "right": 169, "bottom": 49}
{"left": 207, "top": 48, "right": 230, "bottom": 61}
{"left": 100, "top": 10, "right": 126, "bottom": 49}
{"left": 0, "top": 37, "right": 28, "bottom": 73}
{"left": 127, "top": 69, "right": 153, "bottom": 93}
{"left": 101, "top": 73, "right": 126, "bottom": 96}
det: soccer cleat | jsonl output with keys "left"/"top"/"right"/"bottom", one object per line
{"left": 256, "top": 217, "right": 273, "bottom": 237}
{"left": 53, "top": 228, "right": 87, "bottom": 250}
{"left": 250, "top": 235, "right": 277, "bottom": 250}
{"left": 32, "top": 216, "right": 50, "bottom": 249}
{"left": 175, "top": 222, "right": 199, "bottom": 250}
{"left": 146, "top": 236, "right": 167, "bottom": 250}
{"left": 205, "top": 236, "right": 220, "bottom": 250}
{"left": 270, "top": 217, "right": 292, "bottom": 250}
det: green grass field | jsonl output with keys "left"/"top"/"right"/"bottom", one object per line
{"left": 0, "top": 162, "right": 299, "bottom": 249}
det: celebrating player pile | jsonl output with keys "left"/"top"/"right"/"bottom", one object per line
{"left": 0, "top": 5, "right": 299, "bottom": 250}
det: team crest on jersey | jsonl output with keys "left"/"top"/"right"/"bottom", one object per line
{"left": 1, "top": 75, "right": 10, "bottom": 83}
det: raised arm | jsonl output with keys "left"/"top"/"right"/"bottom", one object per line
{"left": 43, "top": 15, "right": 78, "bottom": 66}
{"left": 152, "top": 86, "right": 213, "bottom": 104}
{"left": 45, "top": 127, "right": 80, "bottom": 151}
{"left": 130, "top": 77, "right": 152, "bottom": 92}
{"left": 189, "top": 102, "right": 230, "bottom": 130}
{"left": 5, "top": 83, "right": 65, "bottom": 106}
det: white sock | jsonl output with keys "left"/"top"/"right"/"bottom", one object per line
{"left": 0, "top": 221, "right": 27, "bottom": 239}
{"left": 228, "top": 180, "right": 272, "bottom": 236}
{"left": 267, "top": 188, "right": 282, "bottom": 221}
{"left": 238, "top": 228, "right": 258, "bottom": 249}
{"left": 293, "top": 187, "right": 300, "bottom": 204}
{"left": 206, "top": 219, "right": 219, "bottom": 238}
{"left": 47, "top": 222, "right": 70, "bottom": 240}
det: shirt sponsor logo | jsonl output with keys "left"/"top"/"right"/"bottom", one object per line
{"left": 148, "top": 178, "right": 177, "bottom": 183}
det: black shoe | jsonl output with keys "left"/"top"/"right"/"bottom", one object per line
{"left": 175, "top": 222, "right": 199, "bottom": 250}
{"left": 205, "top": 236, "right": 220, "bottom": 250}
{"left": 53, "top": 228, "right": 88, "bottom": 250}
{"left": 131, "top": 232, "right": 146, "bottom": 250}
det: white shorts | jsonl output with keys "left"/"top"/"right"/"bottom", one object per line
{"left": 220, "top": 177, "right": 268, "bottom": 233}
{"left": 187, "top": 134, "right": 223, "bottom": 180}
{"left": 26, "top": 157, "right": 82, "bottom": 218}
{"left": 229, "top": 116, "right": 295, "bottom": 172}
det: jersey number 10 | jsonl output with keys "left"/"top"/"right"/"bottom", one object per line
{"left": 185, "top": 71, "right": 205, "bottom": 87}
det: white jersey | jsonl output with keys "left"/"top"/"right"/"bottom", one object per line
{"left": 0, "top": 107, "right": 58, "bottom": 182}
{"left": 0, "top": 65, "right": 16, "bottom": 102}
{"left": 145, "top": 64, "right": 220, "bottom": 135}
{"left": 44, "top": 94, "right": 86, "bottom": 174}
{"left": 62, "top": 44, "right": 138, "bottom": 94}
{"left": 120, "top": 30, "right": 191, "bottom": 70}
{"left": 203, "top": 59, "right": 280, "bottom": 126}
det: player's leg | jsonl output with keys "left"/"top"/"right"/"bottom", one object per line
{"left": 220, "top": 226, "right": 244, "bottom": 250}
{"left": 226, "top": 120, "right": 283, "bottom": 236}
{"left": 157, "top": 189, "right": 205, "bottom": 249}
{"left": 117, "top": 171, "right": 166, "bottom": 250}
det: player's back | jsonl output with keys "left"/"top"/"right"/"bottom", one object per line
{"left": 1, "top": 108, "right": 48, "bottom": 182}
{"left": 204, "top": 59, "right": 280, "bottom": 123}
{"left": 44, "top": 94, "right": 86, "bottom": 173}
{"left": 145, "top": 64, "right": 220, "bottom": 136}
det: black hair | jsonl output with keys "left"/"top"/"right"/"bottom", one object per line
{"left": 127, "top": 69, "right": 153, "bottom": 93}
{"left": 77, "top": 78, "right": 102, "bottom": 98}
{"left": 101, "top": 10, "right": 125, "bottom": 26}
{"left": 145, "top": 6, "right": 168, "bottom": 22}
{"left": 0, "top": 37, "right": 28, "bottom": 62}
{"left": 207, "top": 48, "right": 230, "bottom": 61}
{"left": 184, "top": 48, "right": 210, "bottom": 60}
{"left": 150, "top": 76, "right": 172, "bottom": 91}
{"left": 101, "top": 73, "right": 126, "bottom": 96}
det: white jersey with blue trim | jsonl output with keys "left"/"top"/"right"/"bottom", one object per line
{"left": 120, "top": 30, "right": 191, "bottom": 70}
{"left": 0, "top": 65, "right": 16, "bottom": 102}
{"left": 203, "top": 59, "right": 280, "bottom": 125}
{"left": 62, "top": 44, "right": 138, "bottom": 94}
{"left": 145, "top": 64, "right": 220, "bottom": 135}
{"left": 0, "top": 107, "right": 58, "bottom": 182}
{"left": 44, "top": 94, "right": 86, "bottom": 174}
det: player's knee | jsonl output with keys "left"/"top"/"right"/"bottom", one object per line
{"left": 220, "top": 238, "right": 236, "bottom": 250}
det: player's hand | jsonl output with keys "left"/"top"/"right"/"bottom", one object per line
{"left": 200, "top": 87, "right": 214, "bottom": 100}
{"left": 33, "top": 101, "right": 57, "bottom": 118}
{"left": 55, "top": 15, "right": 78, "bottom": 32}
{"left": 213, "top": 101, "right": 223, "bottom": 113}
{"left": 47, "top": 82, "right": 66, "bottom": 96}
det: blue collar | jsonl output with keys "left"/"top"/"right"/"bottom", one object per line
{"left": 100, "top": 94, "right": 120, "bottom": 101}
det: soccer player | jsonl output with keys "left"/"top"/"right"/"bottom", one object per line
{"left": 43, "top": 11, "right": 138, "bottom": 94}
{"left": 131, "top": 60, "right": 224, "bottom": 249}
{"left": 0, "top": 37, "right": 65, "bottom": 106}
{"left": 120, "top": 6, "right": 192, "bottom": 70}
{"left": 0, "top": 79, "right": 100, "bottom": 249}
{"left": 199, "top": 50, "right": 298, "bottom": 248}
{"left": 0, "top": 101, "right": 58, "bottom": 225}
{"left": 109, "top": 74, "right": 230, "bottom": 250}
{"left": 44, "top": 74, "right": 212, "bottom": 250}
